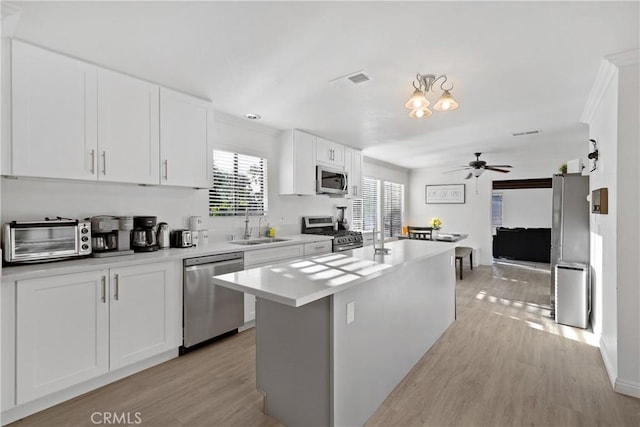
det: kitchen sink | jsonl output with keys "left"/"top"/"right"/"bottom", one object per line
{"left": 229, "top": 238, "right": 292, "bottom": 246}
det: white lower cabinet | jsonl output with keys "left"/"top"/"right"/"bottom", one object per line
{"left": 109, "top": 263, "right": 180, "bottom": 370}
{"left": 16, "top": 270, "right": 110, "bottom": 404}
{"left": 303, "top": 240, "right": 332, "bottom": 257}
{"left": 243, "top": 244, "right": 305, "bottom": 323}
{"left": 15, "top": 261, "right": 180, "bottom": 404}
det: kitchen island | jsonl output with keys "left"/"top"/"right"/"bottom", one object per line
{"left": 213, "top": 240, "right": 456, "bottom": 426}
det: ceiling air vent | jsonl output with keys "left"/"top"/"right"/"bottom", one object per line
{"left": 329, "top": 70, "right": 372, "bottom": 86}
{"left": 512, "top": 130, "right": 541, "bottom": 137}
{"left": 347, "top": 71, "right": 370, "bottom": 84}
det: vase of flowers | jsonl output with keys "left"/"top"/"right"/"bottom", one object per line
{"left": 430, "top": 217, "right": 442, "bottom": 240}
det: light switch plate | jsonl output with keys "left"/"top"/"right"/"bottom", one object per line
{"left": 346, "top": 301, "right": 355, "bottom": 324}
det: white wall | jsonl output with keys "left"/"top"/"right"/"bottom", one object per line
{"left": 1, "top": 112, "right": 351, "bottom": 241}
{"left": 408, "top": 160, "right": 582, "bottom": 266}
{"left": 495, "top": 188, "right": 552, "bottom": 229}
{"left": 584, "top": 54, "right": 639, "bottom": 397}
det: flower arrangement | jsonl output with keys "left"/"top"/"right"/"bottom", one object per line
{"left": 430, "top": 217, "right": 442, "bottom": 230}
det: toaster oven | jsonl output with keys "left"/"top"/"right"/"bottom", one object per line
{"left": 3, "top": 219, "right": 92, "bottom": 264}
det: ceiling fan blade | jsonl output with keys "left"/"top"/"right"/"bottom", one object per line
{"left": 486, "top": 164, "right": 513, "bottom": 168}
{"left": 443, "top": 167, "right": 472, "bottom": 173}
{"left": 485, "top": 167, "right": 511, "bottom": 173}
{"left": 464, "top": 172, "right": 473, "bottom": 180}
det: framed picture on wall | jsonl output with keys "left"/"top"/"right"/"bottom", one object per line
{"left": 426, "top": 184, "right": 465, "bottom": 204}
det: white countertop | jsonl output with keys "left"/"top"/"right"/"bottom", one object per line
{"left": 212, "top": 239, "right": 455, "bottom": 307}
{"left": 2, "top": 234, "right": 333, "bottom": 281}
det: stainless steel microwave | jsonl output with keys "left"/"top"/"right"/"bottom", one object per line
{"left": 3, "top": 219, "right": 92, "bottom": 264}
{"left": 316, "top": 166, "right": 348, "bottom": 195}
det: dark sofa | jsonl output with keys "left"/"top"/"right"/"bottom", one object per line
{"left": 492, "top": 227, "right": 551, "bottom": 263}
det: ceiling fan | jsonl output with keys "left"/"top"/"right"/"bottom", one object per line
{"left": 451, "top": 153, "right": 513, "bottom": 179}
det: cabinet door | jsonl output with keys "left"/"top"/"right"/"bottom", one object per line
{"left": 304, "top": 241, "right": 333, "bottom": 257}
{"left": 97, "top": 69, "right": 160, "bottom": 184}
{"left": 109, "top": 262, "right": 180, "bottom": 370}
{"left": 344, "top": 147, "right": 363, "bottom": 198}
{"left": 316, "top": 137, "right": 345, "bottom": 168}
{"left": 160, "top": 88, "right": 213, "bottom": 188}
{"left": 16, "top": 270, "right": 109, "bottom": 404}
{"left": 279, "top": 129, "right": 316, "bottom": 195}
{"left": 12, "top": 40, "right": 98, "bottom": 180}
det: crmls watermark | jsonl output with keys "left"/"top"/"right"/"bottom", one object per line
{"left": 90, "top": 412, "right": 142, "bottom": 425}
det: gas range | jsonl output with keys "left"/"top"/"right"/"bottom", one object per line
{"left": 301, "top": 216, "right": 363, "bottom": 253}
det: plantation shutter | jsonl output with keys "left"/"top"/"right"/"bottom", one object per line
{"left": 209, "top": 150, "right": 268, "bottom": 216}
{"left": 383, "top": 181, "right": 404, "bottom": 238}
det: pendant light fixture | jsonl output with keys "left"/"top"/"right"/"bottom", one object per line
{"left": 405, "top": 73, "right": 459, "bottom": 118}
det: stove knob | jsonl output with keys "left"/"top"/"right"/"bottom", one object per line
{"left": 81, "top": 244, "right": 89, "bottom": 250}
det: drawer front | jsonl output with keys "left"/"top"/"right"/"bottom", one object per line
{"left": 304, "top": 241, "right": 332, "bottom": 257}
{"left": 244, "top": 244, "right": 304, "bottom": 268}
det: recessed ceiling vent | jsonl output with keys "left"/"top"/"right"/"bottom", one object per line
{"left": 512, "top": 129, "right": 541, "bottom": 137}
{"left": 329, "top": 70, "right": 372, "bottom": 86}
{"left": 347, "top": 71, "right": 371, "bottom": 84}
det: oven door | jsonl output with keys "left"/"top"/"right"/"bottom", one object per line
{"left": 316, "top": 167, "right": 348, "bottom": 194}
{"left": 7, "top": 223, "right": 79, "bottom": 263}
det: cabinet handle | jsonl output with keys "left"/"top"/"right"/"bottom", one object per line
{"left": 114, "top": 274, "right": 119, "bottom": 301}
{"left": 163, "top": 160, "right": 168, "bottom": 180}
{"left": 90, "top": 149, "right": 96, "bottom": 175}
{"left": 101, "top": 276, "right": 106, "bottom": 303}
{"left": 101, "top": 151, "right": 107, "bottom": 175}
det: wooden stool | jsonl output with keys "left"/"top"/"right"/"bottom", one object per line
{"left": 455, "top": 247, "right": 473, "bottom": 280}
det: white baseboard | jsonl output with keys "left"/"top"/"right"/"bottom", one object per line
{"left": 599, "top": 337, "right": 640, "bottom": 399}
{"left": 615, "top": 378, "right": 640, "bottom": 398}
{"left": 1, "top": 349, "right": 178, "bottom": 426}
{"left": 599, "top": 337, "right": 617, "bottom": 388}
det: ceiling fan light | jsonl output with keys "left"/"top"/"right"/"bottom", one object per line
{"left": 409, "top": 107, "right": 432, "bottom": 119}
{"left": 472, "top": 168, "right": 484, "bottom": 177}
{"left": 433, "top": 90, "right": 459, "bottom": 112}
{"left": 404, "top": 89, "right": 430, "bottom": 110}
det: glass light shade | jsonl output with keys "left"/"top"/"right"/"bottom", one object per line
{"left": 472, "top": 168, "right": 484, "bottom": 177}
{"left": 409, "top": 107, "right": 432, "bottom": 119}
{"left": 433, "top": 90, "right": 459, "bottom": 112}
{"left": 404, "top": 89, "right": 430, "bottom": 110}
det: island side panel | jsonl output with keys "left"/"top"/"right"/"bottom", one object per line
{"left": 255, "top": 296, "right": 332, "bottom": 426}
{"left": 331, "top": 249, "right": 456, "bottom": 427}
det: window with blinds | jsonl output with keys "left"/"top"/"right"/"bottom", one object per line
{"left": 384, "top": 181, "right": 404, "bottom": 238}
{"left": 209, "top": 150, "right": 268, "bottom": 216}
{"left": 351, "top": 177, "right": 379, "bottom": 232}
{"left": 492, "top": 193, "right": 503, "bottom": 228}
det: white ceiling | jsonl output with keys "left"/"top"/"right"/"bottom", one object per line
{"left": 5, "top": 1, "right": 639, "bottom": 170}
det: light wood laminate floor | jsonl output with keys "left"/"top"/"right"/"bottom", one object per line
{"left": 10, "top": 262, "right": 640, "bottom": 426}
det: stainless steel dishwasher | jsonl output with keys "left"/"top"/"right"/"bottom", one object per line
{"left": 183, "top": 252, "right": 244, "bottom": 351}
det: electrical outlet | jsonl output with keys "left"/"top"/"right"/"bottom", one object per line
{"left": 346, "top": 301, "right": 355, "bottom": 324}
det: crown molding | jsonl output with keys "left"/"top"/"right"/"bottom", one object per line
{"left": 581, "top": 49, "right": 640, "bottom": 124}
{"left": 606, "top": 48, "right": 640, "bottom": 67}
{"left": 1, "top": 2, "right": 22, "bottom": 38}
{"left": 580, "top": 59, "right": 617, "bottom": 124}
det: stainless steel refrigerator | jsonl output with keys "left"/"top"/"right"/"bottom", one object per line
{"left": 550, "top": 174, "right": 590, "bottom": 316}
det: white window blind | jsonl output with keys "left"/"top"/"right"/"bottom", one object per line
{"left": 209, "top": 150, "right": 268, "bottom": 216}
{"left": 383, "top": 181, "right": 404, "bottom": 238}
{"left": 351, "top": 177, "right": 379, "bottom": 232}
{"left": 492, "top": 193, "right": 503, "bottom": 227}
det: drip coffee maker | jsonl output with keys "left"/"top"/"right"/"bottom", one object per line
{"left": 90, "top": 216, "right": 134, "bottom": 257}
{"left": 131, "top": 216, "right": 159, "bottom": 252}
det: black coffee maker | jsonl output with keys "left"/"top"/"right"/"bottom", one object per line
{"left": 131, "top": 216, "right": 159, "bottom": 252}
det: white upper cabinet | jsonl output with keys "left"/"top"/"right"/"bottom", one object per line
{"left": 344, "top": 147, "right": 363, "bottom": 198}
{"left": 160, "top": 88, "right": 213, "bottom": 188}
{"left": 97, "top": 69, "right": 160, "bottom": 185}
{"left": 316, "top": 137, "right": 345, "bottom": 168}
{"left": 279, "top": 129, "right": 316, "bottom": 195}
{"left": 11, "top": 40, "right": 98, "bottom": 180}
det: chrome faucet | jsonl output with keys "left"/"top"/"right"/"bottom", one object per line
{"left": 244, "top": 208, "right": 251, "bottom": 239}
